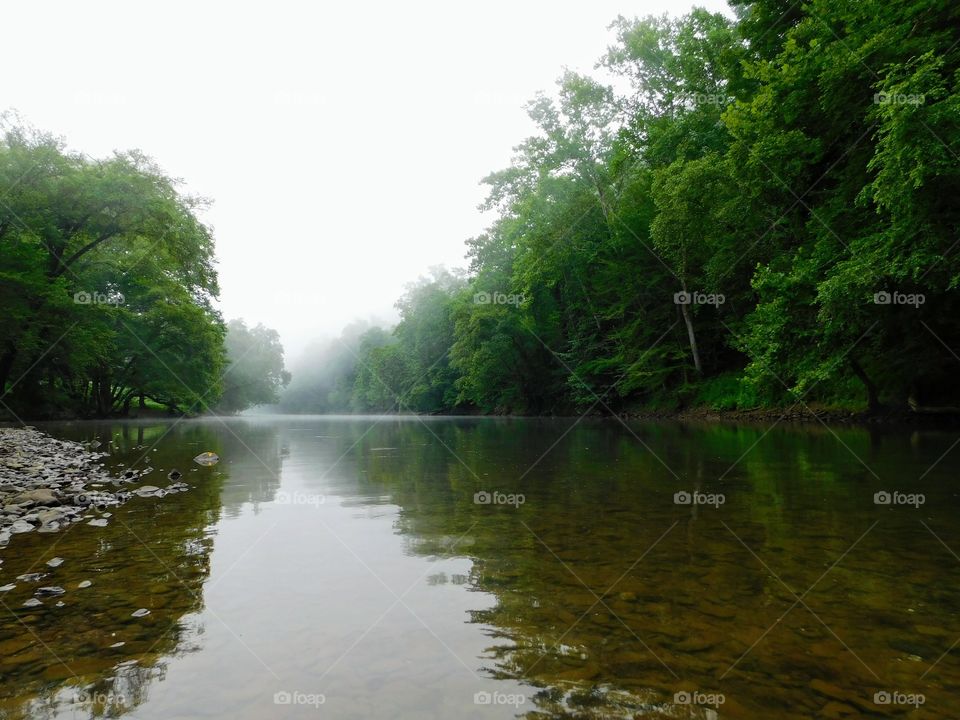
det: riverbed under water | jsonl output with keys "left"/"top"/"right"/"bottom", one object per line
{"left": 0, "top": 415, "right": 958, "bottom": 719}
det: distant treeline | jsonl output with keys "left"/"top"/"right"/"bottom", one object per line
{"left": 283, "top": 0, "right": 960, "bottom": 416}
{"left": 0, "top": 121, "right": 288, "bottom": 418}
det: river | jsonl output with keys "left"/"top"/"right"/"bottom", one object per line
{"left": 0, "top": 415, "right": 956, "bottom": 719}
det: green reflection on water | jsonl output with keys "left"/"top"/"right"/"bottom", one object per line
{"left": 0, "top": 417, "right": 957, "bottom": 719}
{"left": 338, "top": 418, "right": 960, "bottom": 718}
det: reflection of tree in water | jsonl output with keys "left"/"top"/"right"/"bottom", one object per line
{"left": 0, "top": 420, "right": 244, "bottom": 720}
{"left": 335, "top": 419, "right": 954, "bottom": 719}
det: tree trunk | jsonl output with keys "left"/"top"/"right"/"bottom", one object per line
{"left": 679, "top": 292, "right": 702, "bottom": 374}
{"left": 849, "top": 358, "right": 880, "bottom": 412}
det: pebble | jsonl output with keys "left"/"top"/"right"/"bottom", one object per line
{"left": 0, "top": 428, "right": 186, "bottom": 549}
{"left": 36, "top": 586, "right": 65, "bottom": 597}
{"left": 78, "top": 580, "right": 92, "bottom": 589}
{"left": 131, "top": 608, "right": 150, "bottom": 618}
{"left": 46, "top": 557, "right": 64, "bottom": 568}
{"left": 22, "top": 598, "right": 42, "bottom": 608}
{"left": 87, "top": 518, "right": 108, "bottom": 527}
{"left": 0, "top": 584, "right": 15, "bottom": 592}
{"left": 193, "top": 452, "right": 220, "bottom": 466}
{"left": 0, "top": 426, "right": 187, "bottom": 547}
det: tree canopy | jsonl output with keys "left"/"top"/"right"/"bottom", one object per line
{"left": 0, "top": 119, "right": 287, "bottom": 417}
{"left": 284, "top": 0, "right": 960, "bottom": 416}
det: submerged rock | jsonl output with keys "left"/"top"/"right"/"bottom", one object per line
{"left": 193, "top": 452, "right": 220, "bottom": 466}
{"left": 36, "top": 586, "right": 65, "bottom": 597}
{"left": 22, "top": 598, "right": 42, "bottom": 608}
{"left": 46, "top": 557, "right": 64, "bottom": 568}
{"left": 131, "top": 608, "right": 151, "bottom": 618}
{"left": 77, "top": 580, "right": 92, "bottom": 589}
{"left": 0, "top": 427, "right": 191, "bottom": 549}
{"left": 0, "top": 584, "right": 15, "bottom": 592}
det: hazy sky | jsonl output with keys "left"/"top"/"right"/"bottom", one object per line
{"left": 3, "top": 0, "right": 730, "bottom": 360}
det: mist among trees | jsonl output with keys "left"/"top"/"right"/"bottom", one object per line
{"left": 278, "top": 0, "right": 960, "bottom": 416}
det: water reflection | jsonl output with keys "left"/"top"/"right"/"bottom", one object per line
{"left": 0, "top": 419, "right": 277, "bottom": 720}
{"left": 1, "top": 417, "right": 957, "bottom": 719}
{"left": 296, "top": 417, "right": 960, "bottom": 718}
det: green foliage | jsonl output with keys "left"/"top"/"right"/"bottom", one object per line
{"left": 286, "top": 1, "right": 960, "bottom": 416}
{"left": 215, "top": 320, "right": 291, "bottom": 414}
{"left": 0, "top": 118, "right": 284, "bottom": 418}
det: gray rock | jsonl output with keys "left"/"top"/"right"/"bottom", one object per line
{"left": 78, "top": 580, "right": 92, "bottom": 589}
{"left": 87, "top": 518, "right": 108, "bottom": 528}
{"left": 0, "top": 584, "right": 15, "bottom": 592}
{"left": 11, "top": 488, "right": 59, "bottom": 506}
{"left": 46, "top": 557, "right": 64, "bottom": 568}
{"left": 131, "top": 608, "right": 150, "bottom": 618}
{"left": 36, "top": 586, "right": 65, "bottom": 597}
{"left": 22, "top": 598, "right": 43, "bottom": 608}
{"left": 193, "top": 452, "right": 220, "bottom": 466}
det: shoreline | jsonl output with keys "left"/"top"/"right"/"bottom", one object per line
{"left": 5, "top": 406, "right": 960, "bottom": 430}
{"left": 0, "top": 427, "right": 189, "bottom": 549}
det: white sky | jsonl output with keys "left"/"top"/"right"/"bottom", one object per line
{"left": 2, "top": 0, "right": 730, "bottom": 360}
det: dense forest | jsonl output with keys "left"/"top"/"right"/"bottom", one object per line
{"left": 282, "top": 0, "right": 960, "bottom": 416}
{"left": 0, "top": 121, "right": 289, "bottom": 418}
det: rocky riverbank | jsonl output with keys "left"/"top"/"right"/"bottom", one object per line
{"left": 0, "top": 426, "right": 189, "bottom": 547}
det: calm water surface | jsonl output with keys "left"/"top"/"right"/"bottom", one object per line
{"left": 1, "top": 416, "right": 959, "bottom": 719}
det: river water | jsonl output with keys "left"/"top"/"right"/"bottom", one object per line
{"left": 0, "top": 416, "right": 957, "bottom": 719}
